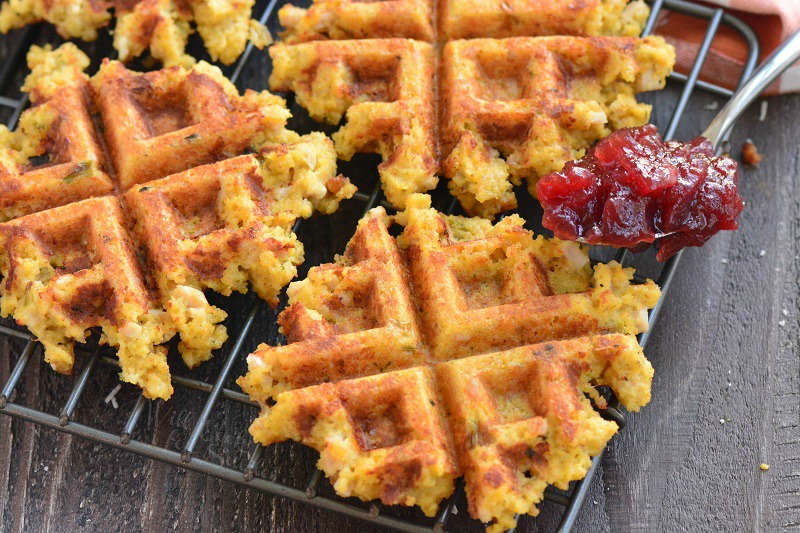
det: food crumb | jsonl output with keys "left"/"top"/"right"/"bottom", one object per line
{"left": 721, "top": 258, "right": 729, "bottom": 264}
{"left": 742, "top": 139, "right": 763, "bottom": 166}
{"left": 719, "top": 418, "right": 725, "bottom": 424}
{"left": 760, "top": 463, "right": 770, "bottom": 471}
{"left": 704, "top": 100, "right": 719, "bottom": 111}
{"left": 779, "top": 320, "right": 786, "bottom": 327}
{"left": 759, "top": 100, "right": 768, "bottom": 122}
{"left": 782, "top": 309, "right": 789, "bottom": 317}
{"left": 759, "top": 249, "right": 766, "bottom": 257}
{"left": 104, "top": 384, "right": 122, "bottom": 410}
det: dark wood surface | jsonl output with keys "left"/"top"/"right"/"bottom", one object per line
{"left": 2, "top": 25, "right": 800, "bottom": 533}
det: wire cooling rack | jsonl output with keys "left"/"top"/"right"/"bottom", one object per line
{"left": 0, "top": 1, "right": 760, "bottom": 531}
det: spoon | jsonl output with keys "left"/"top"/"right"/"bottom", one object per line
{"left": 573, "top": 28, "right": 800, "bottom": 246}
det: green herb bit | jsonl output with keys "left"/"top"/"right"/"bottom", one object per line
{"left": 63, "top": 161, "right": 92, "bottom": 183}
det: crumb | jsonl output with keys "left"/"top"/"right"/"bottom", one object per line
{"left": 782, "top": 309, "right": 789, "bottom": 317}
{"left": 760, "top": 463, "right": 770, "bottom": 471}
{"left": 104, "top": 383, "right": 122, "bottom": 409}
{"left": 452, "top": 504, "right": 458, "bottom": 515}
{"left": 721, "top": 258, "right": 729, "bottom": 264}
{"left": 704, "top": 101, "right": 719, "bottom": 111}
{"left": 759, "top": 101, "right": 768, "bottom": 122}
{"left": 742, "top": 140, "right": 763, "bottom": 166}
{"left": 778, "top": 320, "right": 786, "bottom": 327}
{"left": 759, "top": 249, "right": 766, "bottom": 257}
{"left": 719, "top": 418, "right": 725, "bottom": 424}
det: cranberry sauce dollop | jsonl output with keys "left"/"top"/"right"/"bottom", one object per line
{"left": 536, "top": 124, "right": 744, "bottom": 261}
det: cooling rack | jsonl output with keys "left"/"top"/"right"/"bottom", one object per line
{"left": 0, "top": 0, "right": 760, "bottom": 531}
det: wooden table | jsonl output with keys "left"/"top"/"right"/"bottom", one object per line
{"left": 1, "top": 48, "right": 799, "bottom": 533}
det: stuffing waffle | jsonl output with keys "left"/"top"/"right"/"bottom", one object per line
{"left": 0, "top": 43, "right": 355, "bottom": 399}
{"left": 0, "top": 0, "right": 271, "bottom": 66}
{"left": 269, "top": 38, "right": 437, "bottom": 210}
{"left": 269, "top": 0, "right": 675, "bottom": 217}
{"left": 238, "top": 196, "right": 660, "bottom": 531}
{"left": 441, "top": 35, "right": 675, "bottom": 217}
{"left": 0, "top": 44, "right": 113, "bottom": 222}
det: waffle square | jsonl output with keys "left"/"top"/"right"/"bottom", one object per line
{"left": 239, "top": 199, "right": 660, "bottom": 528}
{"left": 250, "top": 366, "right": 459, "bottom": 516}
{"left": 0, "top": 44, "right": 355, "bottom": 399}
{"left": 269, "top": 38, "right": 437, "bottom": 209}
{"left": 0, "top": 45, "right": 113, "bottom": 222}
{"left": 439, "top": 0, "right": 650, "bottom": 40}
{"left": 238, "top": 207, "right": 424, "bottom": 404}
{"left": 441, "top": 36, "right": 675, "bottom": 217}
{"left": 92, "top": 58, "right": 291, "bottom": 190}
{"left": 0, "top": 0, "right": 271, "bottom": 66}
{"left": 400, "top": 200, "right": 656, "bottom": 359}
{"left": 0, "top": 196, "right": 175, "bottom": 398}
{"left": 124, "top": 134, "right": 355, "bottom": 366}
{"left": 277, "top": 0, "right": 434, "bottom": 43}
{"left": 436, "top": 334, "right": 652, "bottom": 532}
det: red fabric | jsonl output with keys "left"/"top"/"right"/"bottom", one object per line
{"left": 655, "top": 1, "right": 799, "bottom": 94}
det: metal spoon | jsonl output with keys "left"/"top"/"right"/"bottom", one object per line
{"left": 573, "top": 28, "right": 800, "bottom": 246}
{"left": 703, "top": 28, "right": 800, "bottom": 148}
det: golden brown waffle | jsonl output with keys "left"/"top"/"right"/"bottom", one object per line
{"left": 436, "top": 334, "right": 652, "bottom": 532}
{"left": 269, "top": 1, "right": 674, "bottom": 217}
{"left": 0, "top": 44, "right": 355, "bottom": 399}
{"left": 439, "top": 0, "right": 650, "bottom": 40}
{"left": 0, "top": 45, "right": 113, "bottom": 222}
{"left": 277, "top": 0, "right": 433, "bottom": 43}
{"left": 124, "top": 136, "right": 355, "bottom": 367}
{"left": 238, "top": 198, "right": 660, "bottom": 530}
{"left": 92, "top": 57, "right": 291, "bottom": 190}
{"left": 0, "top": 196, "right": 175, "bottom": 398}
{"left": 270, "top": 38, "right": 437, "bottom": 209}
{"left": 250, "top": 366, "right": 459, "bottom": 516}
{"left": 441, "top": 36, "right": 675, "bottom": 217}
{"left": 237, "top": 206, "right": 425, "bottom": 403}
{"left": 0, "top": 0, "right": 270, "bottom": 66}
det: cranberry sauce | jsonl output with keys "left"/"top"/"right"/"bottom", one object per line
{"left": 536, "top": 124, "right": 744, "bottom": 261}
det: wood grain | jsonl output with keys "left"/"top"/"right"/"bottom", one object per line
{"left": 1, "top": 29, "right": 800, "bottom": 533}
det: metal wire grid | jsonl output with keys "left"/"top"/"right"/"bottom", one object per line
{"left": 0, "top": 1, "right": 759, "bottom": 531}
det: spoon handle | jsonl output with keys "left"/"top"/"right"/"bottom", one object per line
{"left": 702, "top": 29, "right": 800, "bottom": 147}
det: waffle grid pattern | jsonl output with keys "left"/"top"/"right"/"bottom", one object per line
{"left": 0, "top": 1, "right": 760, "bottom": 532}
{"left": 268, "top": 0, "right": 677, "bottom": 218}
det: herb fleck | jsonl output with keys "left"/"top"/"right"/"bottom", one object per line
{"left": 63, "top": 161, "right": 91, "bottom": 183}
